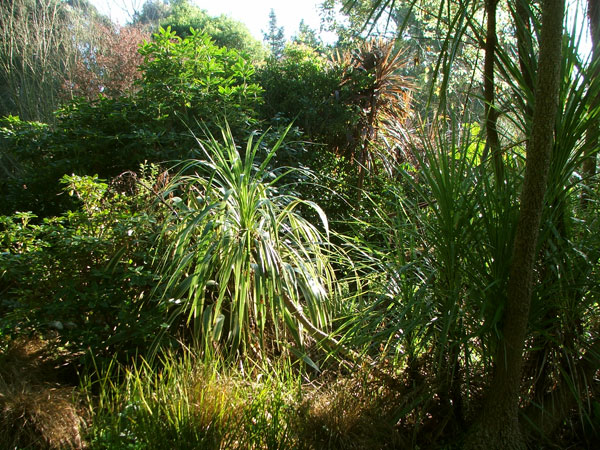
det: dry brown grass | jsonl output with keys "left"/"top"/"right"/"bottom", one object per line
{"left": 0, "top": 336, "right": 86, "bottom": 449}
{"left": 296, "top": 369, "right": 409, "bottom": 450}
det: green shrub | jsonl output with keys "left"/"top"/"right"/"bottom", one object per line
{"left": 0, "top": 170, "right": 165, "bottom": 361}
{"left": 0, "top": 115, "right": 63, "bottom": 216}
{"left": 1, "top": 27, "right": 264, "bottom": 218}
{"left": 257, "top": 43, "right": 359, "bottom": 150}
{"left": 137, "top": 26, "right": 263, "bottom": 136}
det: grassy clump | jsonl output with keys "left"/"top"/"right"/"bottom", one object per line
{"left": 84, "top": 352, "right": 299, "bottom": 449}
{"left": 80, "top": 350, "right": 405, "bottom": 449}
{"left": 0, "top": 337, "right": 86, "bottom": 449}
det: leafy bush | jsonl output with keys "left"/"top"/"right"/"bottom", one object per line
{"left": 0, "top": 170, "right": 166, "bottom": 361}
{"left": 1, "top": 27, "right": 264, "bottom": 217}
{"left": 62, "top": 24, "right": 149, "bottom": 101}
{"left": 138, "top": 26, "right": 263, "bottom": 136}
{"left": 0, "top": 104, "right": 182, "bottom": 216}
{"left": 257, "top": 43, "right": 357, "bottom": 150}
{"left": 0, "top": 116, "right": 61, "bottom": 216}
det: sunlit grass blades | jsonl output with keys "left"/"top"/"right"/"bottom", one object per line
{"left": 155, "top": 126, "right": 339, "bottom": 360}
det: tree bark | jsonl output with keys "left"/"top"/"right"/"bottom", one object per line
{"left": 511, "top": 0, "right": 535, "bottom": 117}
{"left": 583, "top": 0, "right": 600, "bottom": 205}
{"left": 483, "top": 0, "right": 504, "bottom": 182}
{"left": 464, "top": 0, "right": 565, "bottom": 448}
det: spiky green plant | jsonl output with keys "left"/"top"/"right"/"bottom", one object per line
{"left": 154, "top": 127, "right": 340, "bottom": 361}
{"left": 336, "top": 1, "right": 600, "bottom": 445}
{"left": 335, "top": 114, "right": 522, "bottom": 437}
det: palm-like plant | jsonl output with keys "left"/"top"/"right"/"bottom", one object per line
{"left": 339, "top": 1, "right": 599, "bottom": 447}
{"left": 332, "top": 38, "right": 413, "bottom": 191}
{"left": 154, "top": 127, "right": 340, "bottom": 360}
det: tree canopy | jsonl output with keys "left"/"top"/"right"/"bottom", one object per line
{"left": 133, "top": 0, "right": 266, "bottom": 60}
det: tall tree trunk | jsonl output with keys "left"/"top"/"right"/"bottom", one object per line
{"left": 465, "top": 0, "right": 565, "bottom": 448}
{"left": 583, "top": 0, "right": 600, "bottom": 205}
{"left": 511, "top": 0, "right": 535, "bottom": 116}
{"left": 482, "top": 0, "right": 504, "bottom": 182}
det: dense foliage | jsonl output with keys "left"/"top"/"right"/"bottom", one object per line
{"left": 1, "top": 0, "right": 599, "bottom": 448}
{"left": 0, "top": 171, "right": 165, "bottom": 361}
{"left": 257, "top": 43, "right": 357, "bottom": 149}
{"left": 137, "top": 26, "right": 262, "bottom": 133}
{"left": 1, "top": 25, "right": 263, "bottom": 217}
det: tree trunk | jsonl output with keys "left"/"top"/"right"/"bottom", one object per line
{"left": 511, "top": 0, "right": 535, "bottom": 117}
{"left": 482, "top": 0, "right": 504, "bottom": 182}
{"left": 464, "top": 0, "right": 565, "bottom": 448}
{"left": 583, "top": 0, "right": 600, "bottom": 205}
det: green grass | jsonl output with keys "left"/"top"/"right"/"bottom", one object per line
{"left": 83, "top": 351, "right": 297, "bottom": 449}
{"left": 81, "top": 349, "right": 406, "bottom": 450}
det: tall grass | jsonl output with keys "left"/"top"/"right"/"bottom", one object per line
{"left": 83, "top": 352, "right": 299, "bottom": 449}
{"left": 0, "top": 0, "right": 81, "bottom": 121}
{"left": 82, "top": 348, "right": 412, "bottom": 450}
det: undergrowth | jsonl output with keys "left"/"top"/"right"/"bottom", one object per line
{"left": 82, "top": 350, "right": 411, "bottom": 450}
{"left": 0, "top": 336, "right": 410, "bottom": 450}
